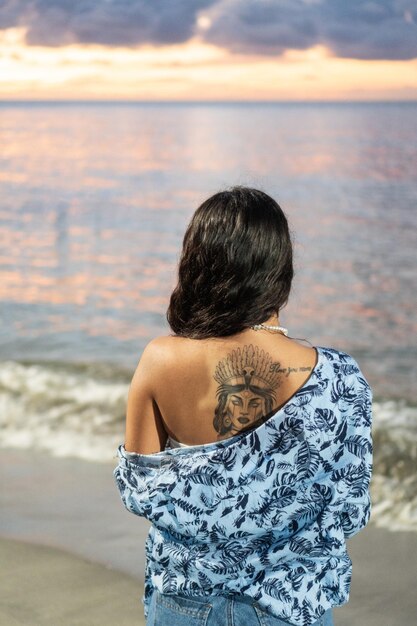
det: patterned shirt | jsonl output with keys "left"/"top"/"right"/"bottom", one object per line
{"left": 113, "top": 346, "right": 373, "bottom": 626}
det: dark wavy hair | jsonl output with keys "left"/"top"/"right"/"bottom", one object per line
{"left": 166, "top": 185, "right": 294, "bottom": 339}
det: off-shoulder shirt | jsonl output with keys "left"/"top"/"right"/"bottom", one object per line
{"left": 113, "top": 346, "right": 373, "bottom": 626}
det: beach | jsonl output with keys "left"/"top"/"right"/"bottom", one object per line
{"left": 0, "top": 538, "right": 144, "bottom": 626}
{"left": 1, "top": 448, "right": 416, "bottom": 626}
{"left": 0, "top": 100, "right": 416, "bottom": 625}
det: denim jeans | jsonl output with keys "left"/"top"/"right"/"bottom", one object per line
{"left": 146, "top": 590, "right": 334, "bottom": 626}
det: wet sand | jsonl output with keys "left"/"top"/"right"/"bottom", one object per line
{"left": 1, "top": 448, "right": 416, "bottom": 626}
{"left": 0, "top": 537, "right": 145, "bottom": 626}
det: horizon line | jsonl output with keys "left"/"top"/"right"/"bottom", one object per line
{"left": 0, "top": 98, "right": 416, "bottom": 105}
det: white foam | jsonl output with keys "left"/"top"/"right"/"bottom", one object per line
{"left": 1, "top": 360, "right": 416, "bottom": 531}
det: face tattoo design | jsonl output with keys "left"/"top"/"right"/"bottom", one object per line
{"left": 212, "top": 344, "right": 282, "bottom": 438}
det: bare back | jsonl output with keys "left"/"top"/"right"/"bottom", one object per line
{"left": 153, "top": 332, "right": 318, "bottom": 445}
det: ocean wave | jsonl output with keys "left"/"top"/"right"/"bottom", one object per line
{"left": 0, "top": 359, "right": 130, "bottom": 462}
{"left": 1, "top": 360, "right": 416, "bottom": 532}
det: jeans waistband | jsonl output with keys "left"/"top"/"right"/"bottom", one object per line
{"left": 165, "top": 591, "right": 257, "bottom": 607}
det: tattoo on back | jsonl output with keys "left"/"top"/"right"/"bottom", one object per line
{"left": 212, "top": 344, "right": 311, "bottom": 439}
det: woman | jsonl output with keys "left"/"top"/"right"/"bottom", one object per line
{"left": 114, "top": 186, "right": 373, "bottom": 626}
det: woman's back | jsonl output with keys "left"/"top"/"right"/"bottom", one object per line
{"left": 153, "top": 333, "right": 319, "bottom": 447}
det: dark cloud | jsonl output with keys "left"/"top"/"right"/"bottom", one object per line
{"left": 0, "top": 0, "right": 214, "bottom": 47}
{"left": 203, "top": 0, "right": 319, "bottom": 55}
{"left": 203, "top": 0, "right": 417, "bottom": 60}
{"left": 0, "top": 0, "right": 416, "bottom": 60}
{"left": 319, "top": 0, "right": 417, "bottom": 60}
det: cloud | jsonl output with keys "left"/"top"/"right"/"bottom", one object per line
{"left": 199, "top": 0, "right": 319, "bottom": 56}
{"left": 318, "top": 0, "right": 417, "bottom": 61}
{"left": 0, "top": 0, "right": 215, "bottom": 47}
{"left": 0, "top": 0, "right": 416, "bottom": 60}
{"left": 202, "top": 0, "right": 417, "bottom": 60}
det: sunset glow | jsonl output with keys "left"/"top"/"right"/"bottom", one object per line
{"left": 1, "top": 25, "right": 416, "bottom": 101}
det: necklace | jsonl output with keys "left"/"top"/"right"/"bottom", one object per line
{"left": 250, "top": 322, "right": 289, "bottom": 336}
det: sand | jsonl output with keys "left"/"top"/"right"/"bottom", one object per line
{"left": 0, "top": 537, "right": 145, "bottom": 626}
{"left": 1, "top": 448, "right": 416, "bottom": 626}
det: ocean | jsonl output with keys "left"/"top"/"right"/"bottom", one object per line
{"left": 0, "top": 100, "right": 416, "bottom": 533}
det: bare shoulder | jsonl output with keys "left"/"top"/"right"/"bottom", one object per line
{"left": 140, "top": 335, "right": 317, "bottom": 373}
{"left": 145, "top": 334, "right": 182, "bottom": 352}
{"left": 139, "top": 335, "right": 183, "bottom": 366}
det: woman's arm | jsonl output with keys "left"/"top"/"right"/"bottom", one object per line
{"left": 124, "top": 338, "right": 169, "bottom": 455}
{"left": 334, "top": 366, "right": 373, "bottom": 539}
{"left": 339, "top": 384, "right": 373, "bottom": 539}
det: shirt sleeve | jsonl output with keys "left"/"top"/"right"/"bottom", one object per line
{"left": 113, "top": 445, "right": 152, "bottom": 518}
{"left": 330, "top": 359, "right": 373, "bottom": 539}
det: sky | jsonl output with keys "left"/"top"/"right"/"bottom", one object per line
{"left": 0, "top": 0, "right": 416, "bottom": 101}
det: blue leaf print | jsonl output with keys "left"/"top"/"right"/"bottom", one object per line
{"left": 221, "top": 447, "right": 238, "bottom": 471}
{"left": 199, "top": 491, "right": 223, "bottom": 508}
{"left": 333, "top": 419, "right": 348, "bottom": 445}
{"left": 263, "top": 579, "right": 292, "bottom": 604}
{"left": 345, "top": 434, "right": 372, "bottom": 459}
{"left": 295, "top": 440, "right": 321, "bottom": 480}
{"left": 289, "top": 537, "right": 313, "bottom": 555}
{"left": 162, "top": 569, "right": 177, "bottom": 593}
{"left": 198, "top": 570, "right": 212, "bottom": 587}
{"left": 308, "top": 483, "right": 333, "bottom": 504}
{"left": 188, "top": 467, "right": 226, "bottom": 487}
{"left": 174, "top": 498, "right": 205, "bottom": 517}
{"left": 221, "top": 505, "right": 234, "bottom": 517}
{"left": 333, "top": 362, "right": 359, "bottom": 376}
{"left": 330, "top": 376, "right": 349, "bottom": 405}
{"left": 289, "top": 501, "right": 324, "bottom": 526}
{"left": 250, "top": 459, "right": 276, "bottom": 482}
{"left": 250, "top": 430, "right": 262, "bottom": 452}
{"left": 313, "top": 408, "right": 337, "bottom": 432}
{"left": 292, "top": 568, "right": 306, "bottom": 591}
{"left": 113, "top": 346, "right": 373, "bottom": 626}
{"left": 236, "top": 493, "right": 249, "bottom": 510}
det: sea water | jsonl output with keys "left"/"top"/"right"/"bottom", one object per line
{"left": 0, "top": 100, "right": 416, "bottom": 532}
